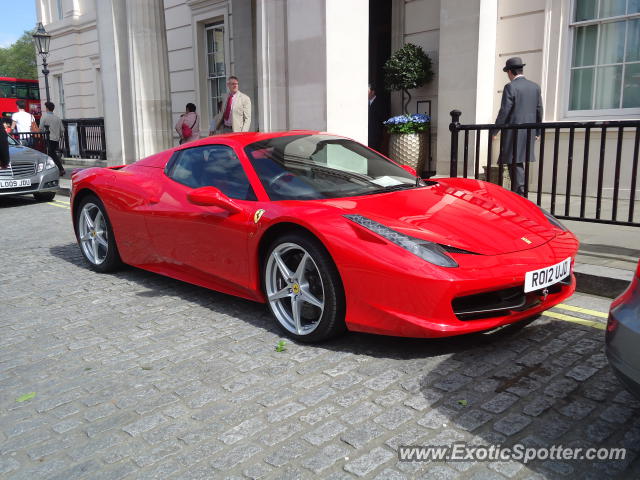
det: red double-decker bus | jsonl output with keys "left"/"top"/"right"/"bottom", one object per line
{"left": 0, "top": 77, "right": 41, "bottom": 122}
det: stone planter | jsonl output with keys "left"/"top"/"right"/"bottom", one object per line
{"left": 388, "top": 132, "right": 427, "bottom": 173}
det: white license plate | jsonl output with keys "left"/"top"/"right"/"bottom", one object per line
{"left": 524, "top": 257, "right": 572, "bottom": 293}
{"left": 0, "top": 179, "right": 31, "bottom": 189}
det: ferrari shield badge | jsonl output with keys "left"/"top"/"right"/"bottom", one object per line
{"left": 254, "top": 209, "right": 265, "bottom": 224}
{"left": 521, "top": 236, "right": 532, "bottom": 245}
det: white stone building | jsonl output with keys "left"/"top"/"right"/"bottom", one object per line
{"left": 36, "top": 0, "right": 640, "bottom": 178}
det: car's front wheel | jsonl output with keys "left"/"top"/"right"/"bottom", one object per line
{"left": 75, "top": 194, "right": 122, "bottom": 272}
{"left": 33, "top": 192, "right": 56, "bottom": 202}
{"left": 264, "top": 233, "right": 346, "bottom": 342}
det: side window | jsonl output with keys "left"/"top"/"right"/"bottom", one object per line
{"left": 167, "top": 145, "right": 256, "bottom": 200}
{"left": 16, "top": 85, "right": 29, "bottom": 99}
{"left": 0, "top": 81, "right": 14, "bottom": 98}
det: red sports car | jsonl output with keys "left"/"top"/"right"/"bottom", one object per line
{"left": 71, "top": 131, "right": 578, "bottom": 342}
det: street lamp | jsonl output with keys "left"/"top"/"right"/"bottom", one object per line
{"left": 32, "top": 22, "right": 51, "bottom": 104}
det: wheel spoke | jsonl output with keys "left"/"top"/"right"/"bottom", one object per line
{"left": 299, "top": 287, "right": 323, "bottom": 309}
{"left": 273, "top": 251, "right": 293, "bottom": 279}
{"left": 90, "top": 238, "right": 99, "bottom": 264}
{"left": 94, "top": 211, "right": 104, "bottom": 231}
{"left": 95, "top": 233, "right": 108, "bottom": 249}
{"left": 268, "top": 286, "right": 291, "bottom": 302}
{"left": 292, "top": 296, "right": 303, "bottom": 335}
{"left": 80, "top": 232, "right": 91, "bottom": 241}
{"left": 83, "top": 208, "right": 94, "bottom": 229}
{"left": 294, "top": 253, "right": 310, "bottom": 282}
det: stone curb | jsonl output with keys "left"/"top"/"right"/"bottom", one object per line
{"left": 574, "top": 264, "right": 633, "bottom": 299}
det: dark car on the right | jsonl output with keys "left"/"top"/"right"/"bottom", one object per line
{"left": 606, "top": 259, "right": 640, "bottom": 399}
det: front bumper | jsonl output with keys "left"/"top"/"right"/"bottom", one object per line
{"left": 0, "top": 167, "right": 60, "bottom": 197}
{"left": 335, "top": 231, "right": 579, "bottom": 338}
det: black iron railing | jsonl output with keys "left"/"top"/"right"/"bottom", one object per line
{"left": 12, "top": 131, "right": 49, "bottom": 155}
{"left": 449, "top": 110, "right": 640, "bottom": 227}
{"left": 59, "top": 118, "right": 106, "bottom": 160}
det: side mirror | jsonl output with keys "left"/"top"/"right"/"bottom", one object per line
{"left": 187, "top": 186, "right": 243, "bottom": 214}
{"left": 400, "top": 165, "right": 417, "bottom": 176}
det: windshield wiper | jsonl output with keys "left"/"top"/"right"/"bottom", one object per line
{"left": 368, "top": 183, "right": 417, "bottom": 194}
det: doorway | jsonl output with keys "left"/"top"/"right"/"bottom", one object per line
{"left": 368, "top": 0, "right": 391, "bottom": 154}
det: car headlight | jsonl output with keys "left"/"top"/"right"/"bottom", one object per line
{"left": 540, "top": 208, "right": 568, "bottom": 231}
{"left": 37, "top": 157, "right": 57, "bottom": 173}
{"left": 344, "top": 214, "right": 458, "bottom": 268}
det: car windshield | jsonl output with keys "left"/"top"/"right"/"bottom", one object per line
{"left": 6, "top": 133, "right": 18, "bottom": 146}
{"left": 244, "top": 134, "right": 425, "bottom": 200}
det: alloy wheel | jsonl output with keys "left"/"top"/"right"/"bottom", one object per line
{"left": 265, "top": 242, "right": 326, "bottom": 336}
{"left": 78, "top": 202, "right": 109, "bottom": 265}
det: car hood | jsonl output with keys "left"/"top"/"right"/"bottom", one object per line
{"left": 9, "top": 145, "right": 49, "bottom": 163}
{"left": 307, "top": 179, "right": 557, "bottom": 255}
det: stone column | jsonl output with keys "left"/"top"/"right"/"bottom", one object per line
{"left": 256, "top": 0, "right": 368, "bottom": 142}
{"left": 325, "top": 0, "right": 368, "bottom": 143}
{"left": 96, "top": 0, "right": 136, "bottom": 165}
{"left": 96, "top": 0, "right": 172, "bottom": 165}
{"left": 126, "top": 0, "right": 173, "bottom": 158}
{"left": 436, "top": 0, "right": 497, "bottom": 174}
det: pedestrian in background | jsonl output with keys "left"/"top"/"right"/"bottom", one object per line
{"left": 175, "top": 103, "right": 200, "bottom": 144}
{"left": 214, "top": 76, "right": 251, "bottom": 133}
{"left": 492, "top": 57, "right": 543, "bottom": 196}
{"left": 11, "top": 100, "right": 37, "bottom": 146}
{"left": 39, "top": 101, "right": 66, "bottom": 175}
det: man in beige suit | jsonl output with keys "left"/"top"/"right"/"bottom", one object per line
{"left": 214, "top": 76, "right": 251, "bottom": 133}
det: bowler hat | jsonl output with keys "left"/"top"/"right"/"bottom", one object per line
{"left": 503, "top": 57, "right": 526, "bottom": 72}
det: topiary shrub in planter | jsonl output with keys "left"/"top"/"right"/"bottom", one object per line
{"left": 383, "top": 43, "right": 433, "bottom": 114}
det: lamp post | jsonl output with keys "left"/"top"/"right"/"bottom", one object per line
{"left": 32, "top": 22, "right": 51, "bottom": 104}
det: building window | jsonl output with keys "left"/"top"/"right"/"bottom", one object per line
{"left": 55, "top": 75, "right": 65, "bottom": 118}
{"left": 569, "top": 0, "right": 640, "bottom": 111}
{"left": 56, "top": 0, "right": 63, "bottom": 20}
{"left": 205, "top": 22, "right": 226, "bottom": 123}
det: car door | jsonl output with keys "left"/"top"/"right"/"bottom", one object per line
{"left": 144, "top": 144, "right": 257, "bottom": 293}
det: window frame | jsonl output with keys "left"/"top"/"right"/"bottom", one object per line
{"left": 565, "top": 0, "right": 640, "bottom": 118}
{"left": 204, "top": 21, "right": 227, "bottom": 129}
{"left": 55, "top": 75, "right": 65, "bottom": 118}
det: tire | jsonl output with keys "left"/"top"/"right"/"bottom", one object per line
{"left": 33, "top": 191, "right": 56, "bottom": 202}
{"left": 75, "top": 194, "right": 122, "bottom": 273}
{"left": 263, "top": 232, "right": 346, "bottom": 342}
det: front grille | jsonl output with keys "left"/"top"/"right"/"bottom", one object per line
{"left": 452, "top": 277, "right": 572, "bottom": 321}
{"left": 0, "top": 162, "right": 36, "bottom": 178}
{"left": 453, "top": 287, "right": 526, "bottom": 320}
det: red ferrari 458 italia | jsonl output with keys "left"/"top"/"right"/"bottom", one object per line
{"left": 71, "top": 131, "right": 578, "bottom": 342}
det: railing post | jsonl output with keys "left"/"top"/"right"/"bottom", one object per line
{"left": 449, "top": 110, "right": 461, "bottom": 177}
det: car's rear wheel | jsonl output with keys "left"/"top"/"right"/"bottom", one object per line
{"left": 75, "top": 195, "right": 122, "bottom": 272}
{"left": 264, "top": 233, "right": 346, "bottom": 342}
{"left": 33, "top": 192, "right": 56, "bottom": 202}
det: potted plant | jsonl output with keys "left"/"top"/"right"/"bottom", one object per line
{"left": 383, "top": 43, "right": 433, "bottom": 172}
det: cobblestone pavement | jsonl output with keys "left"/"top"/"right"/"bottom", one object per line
{"left": 1, "top": 195, "right": 639, "bottom": 480}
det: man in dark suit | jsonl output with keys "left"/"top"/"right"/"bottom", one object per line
{"left": 492, "top": 57, "right": 543, "bottom": 195}
{"left": 368, "top": 84, "right": 384, "bottom": 152}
